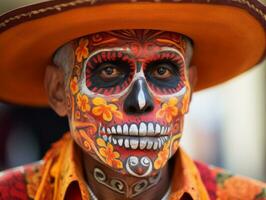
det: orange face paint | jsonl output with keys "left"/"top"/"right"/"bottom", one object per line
{"left": 66, "top": 30, "right": 191, "bottom": 177}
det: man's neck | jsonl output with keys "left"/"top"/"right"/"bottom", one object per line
{"left": 82, "top": 151, "right": 171, "bottom": 200}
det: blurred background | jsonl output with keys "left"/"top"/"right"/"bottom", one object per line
{"left": 0, "top": 0, "right": 266, "bottom": 182}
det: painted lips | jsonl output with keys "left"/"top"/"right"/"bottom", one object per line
{"left": 99, "top": 122, "right": 171, "bottom": 150}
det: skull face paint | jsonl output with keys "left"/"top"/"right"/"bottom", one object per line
{"left": 65, "top": 30, "right": 192, "bottom": 177}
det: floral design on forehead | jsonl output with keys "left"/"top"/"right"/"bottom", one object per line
{"left": 66, "top": 30, "right": 191, "bottom": 177}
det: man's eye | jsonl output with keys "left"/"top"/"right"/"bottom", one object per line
{"left": 98, "top": 64, "right": 122, "bottom": 81}
{"left": 151, "top": 64, "right": 173, "bottom": 80}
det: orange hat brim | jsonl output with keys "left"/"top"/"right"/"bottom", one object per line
{"left": 0, "top": 2, "right": 265, "bottom": 106}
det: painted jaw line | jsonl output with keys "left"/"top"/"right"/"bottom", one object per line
{"left": 66, "top": 30, "right": 191, "bottom": 177}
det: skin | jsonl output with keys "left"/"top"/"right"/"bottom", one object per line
{"left": 44, "top": 30, "right": 197, "bottom": 200}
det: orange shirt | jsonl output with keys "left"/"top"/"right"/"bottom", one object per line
{"left": 0, "top": 133, "right": 265, "bottom": 200}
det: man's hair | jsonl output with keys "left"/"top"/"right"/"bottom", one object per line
{"left": 52, "top": 42, "right": 75, "bottom": 76}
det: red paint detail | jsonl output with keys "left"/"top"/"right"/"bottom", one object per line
{"left": 111, "top": 52, "right": 116, "bottom": 60}
{"left": 101, "top": 51, "right": 107, "bottom": 61}
{"left": 87, "top": 61, "right": 93, "bottom": 69}
{"left": 97, "top": 54, "right": 102, "bottom": 63}
{"left": 118, "top": 51, "right": 123, "bottom": 58}
{"left": 107, "top": 51, "right": 111, "bottom": 60}
{"left": 91, "top": 87, "right": 98, "bottom": 92}
{"left": 86, "top": 79, "right": 91, "bottom": 87}
{"left": 92, "top": 57, "right": 98, "bottom": 64}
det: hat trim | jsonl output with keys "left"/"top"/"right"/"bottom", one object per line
{"left": 0, "top": 0, "right": 265, "bottom": 34}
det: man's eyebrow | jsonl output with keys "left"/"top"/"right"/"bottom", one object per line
{"left": 157, "top": 47, "right": 185, "bottom": 61}
{"left": 156, "top": 38, "right": 186, "bottom": 55}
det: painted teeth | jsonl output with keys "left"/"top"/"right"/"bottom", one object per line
{"left": 147, "top": 123, "right": 155, "bottom": 136}
{"left": 118, "top": 138, "right": 123, "bottom": 146}
{"left": 111, "top": 127, "right": 116, "bottom": 134}
{"left": 108, "top": 135, "right": 112, "bottom": 143}
{"left": 124, "top": 139, "right": 130, "bottom": 148}
{"left": 117, "top": 125, "right": 122, "bottom": 134}
{"left": 123, "top": 124, "right": 128, "bottom": 135}
{"left": 112, "top": 138, "right": 117, "bottom": 145}
{"left": 139, "top": 140, "right": 147, "bottom": 150}
{"left": 100, "top": 123, "right": 170, "bottom": 150}
{"left": 103, "top": 135, "right": 169, "bottom": 150}
{"left": 102, "top": 135, "right": 108, "bottom": 141}
{"left": 129, "top": 124, "right": 138, "bottom": 136}
{"left": 139, "top": 122, "right": 147, "bottom": 136}
{"left": 146, "top": 141, "right": 154, "bottom": 150}
{"left": 155, "top": 124, "right": 161, "bottom": 134}
{"left": 101, "top": 123, "right": 169, "bottom": 136}
{"left": 130, "top": 139, "right": 139, "bottom": 149}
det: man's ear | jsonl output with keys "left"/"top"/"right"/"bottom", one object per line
{"left": 44, "top": 64, "right": 67, "bottom": 117}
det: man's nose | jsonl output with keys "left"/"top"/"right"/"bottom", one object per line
{"left": 124, "top": 78, "right": 154, "bottom": 115}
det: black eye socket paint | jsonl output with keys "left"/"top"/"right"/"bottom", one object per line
{"left": 85, "top": 51, "right": 135, "bottom": 95}
{"left": 143, "top": 52, "right": 186, "bottom": 95}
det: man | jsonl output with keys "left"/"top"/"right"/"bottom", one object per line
{"left": 0, "top": 1, "right": 265, "bottom": 200}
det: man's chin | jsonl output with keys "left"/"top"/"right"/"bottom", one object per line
{"left": 90, "top": 149, "right": 171, "bottom": 177}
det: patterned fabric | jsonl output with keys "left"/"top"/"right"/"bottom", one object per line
{"left": 0, "top": 133, "right": 265, "bottom": 200}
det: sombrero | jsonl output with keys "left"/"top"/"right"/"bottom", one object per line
{"left": 0, "top": 0, "right": 265, "bottom": 106}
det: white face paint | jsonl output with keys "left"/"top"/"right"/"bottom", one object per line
{"left": 137, "top": 79, "right": 146, "bottom": 110}
{"left": 79, "top": 47, "right": 187, "bottom": 101}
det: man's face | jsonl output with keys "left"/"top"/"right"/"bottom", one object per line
{"left": 65, "top": 30, "right": 192, "bottom": 177}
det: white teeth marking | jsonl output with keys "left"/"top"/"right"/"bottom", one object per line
{"left": 146, "top": 141, "right": 153, "bottom": 150}
{"left": 129, "top": 124, "right": 138, "bottom": 136}
{"left": 101, "top": 123, "right": 168, "bottom": 136}
{"left": 117, "top": 125, "right": 122, "bottom": 134}
{"left": 103, "top": 135, "right": 108, "bottom": 141}
{"left": 163, "top": 136, "right": 168, "bottom": 142}
{"left": 164, "top": 127, "right": 168, "bottom": 134}
{"left": 123, "top": 124, "right": 129, "bottom": 135}
{"left": 111, "top": 127, "right": 116, "bottom": 134}
{"left": 100, "top": 123, "right": 170, "bottom": 149}
{"left": 118, "top": 138, "right": 123, "bottom": 146}
{"left": 158, "top": 138, "right": 162, "bottom": 148}
{"left": 102, "top": 134, "right": 169, "bottom": 150}
{"left": 160, "top": 127, "right": 165, "bottom": 135}
{"left": 155, "top": 124, "right": 161, "bottom": 134}
{"left": 113, "top": 138, "right": 117, "bottom": 145}
{"left": 130, "top": 139, "right": 139, "bottom": 149}
{"left": 147, "top": 123, "right": 154, "bottom": 135}
{"left": 108, "top": 136, "right": 112, "bottom": 143}
{"left": 125, "top": 139, "right": 130, "bottom": 148}
{"left": 139, "top": 139, "right": 147, "bottom": 150}
{"left": 153, "top": 141, "right": 158, "bottom": 150}
{"left": 139, "top": 122, "right": 147, "bottom": 136}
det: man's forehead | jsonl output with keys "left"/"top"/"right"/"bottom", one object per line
{"left": 85, "top": 47, "right": 185, "bottom": 62}
{"left": 72, "top": 30, "right": 189, "bottom": 56}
